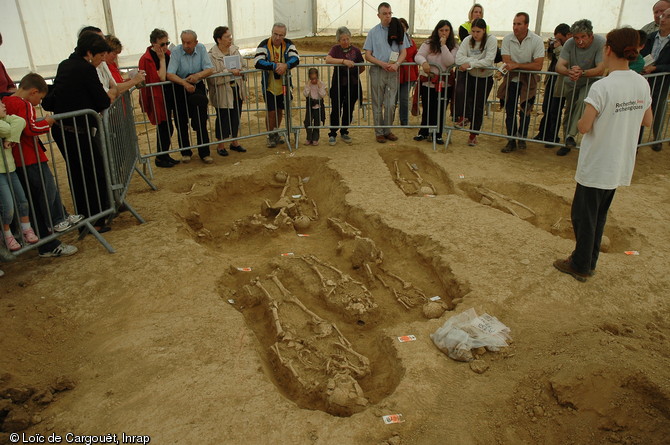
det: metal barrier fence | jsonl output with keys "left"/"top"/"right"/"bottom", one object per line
{"left": 128, "top": 61, "right": 447, "bottom": 164}
{"left": 1, "top": 109, "right": 113, "bottom": 258}
{"left": 134, "top": 68, "right": 293, "bottom": 175}
{"left": 1, "top": 92, "right": 147, "bottom": 258}
{"left": 445, "top": 67, "right": 670, "bottom": 152}
{"left": 286, "top": 61, "right": 446, "bottom": 150}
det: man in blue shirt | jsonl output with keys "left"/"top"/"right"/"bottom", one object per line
{"left": 167, "top": 30, "right": 215, "bottom": 164}
{"left": 364, "top": 2, "right": 409, "bottom": 143}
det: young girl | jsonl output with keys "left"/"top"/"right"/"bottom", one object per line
{"left": 554, "top": 27, "right": 653, "bottom": 282}
{"left": 455, "top": 18, "right": 498, "bottom": 146}
{"left": 303, "top": 68, "right": 326, "bottom": 146}
{"left": 0, "top": 101, "right": 38, "bottom": 251}
{"left": 414, "top": 20, "right": 458, "bottom": 145}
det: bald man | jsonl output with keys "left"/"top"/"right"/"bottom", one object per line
{"left": 642, "top": 1, "right": 670, "bottom": 34}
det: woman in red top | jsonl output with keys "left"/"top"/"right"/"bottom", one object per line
{"left": 397, "top": 18, "right": 418, "bottom": 126}
{"left": 138, "top": 29, "right": 180, "bottom": 168}
{"left": 0, "top": 33, "right": 16, "bottom": 95}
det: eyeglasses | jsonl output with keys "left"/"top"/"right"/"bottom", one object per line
{"left": 159, "top": 41, "right": 170, "bottom": 47}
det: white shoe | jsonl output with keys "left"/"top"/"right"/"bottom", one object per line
{"left": 39, "top": 243, "right": 78, "bottom": 258}
{"left": 181, "top": 155, "right": 192, "bottom": 163}
{"left": 53, "top": 220, "right": 72, "bottom": 232}
{"left": 0, "top": 269, "right": 4, "bottom": 277}
{"left": 68, "top": 214, "right": 84, "bottom": 224}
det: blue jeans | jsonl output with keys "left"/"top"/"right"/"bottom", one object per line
{"left": 17, "top": 162, "right": 65, "bottom": 253}
{"left": 0, "top": 171, "right": 29, "bottom": 226}
{"left": 398, "top": 81, "right": 415, "bottom": 126}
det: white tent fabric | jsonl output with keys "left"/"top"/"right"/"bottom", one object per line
{"left": 0, "top": 0, "right": 652, "bottom": 78}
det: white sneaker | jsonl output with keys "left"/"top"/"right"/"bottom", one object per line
{"left": 53, "top": 220, "right": 72, "bottom": 232}
{"left": 39, "top": 243, "right": 78, "bottom": 258}
{"left": 341, "top": 134, "right": 353, "bottom": 145}
{"left": 181, "top": 155, "right": 192, "bottom": 163}
{"left": 68, "top": 214, "right": 84, "bottom": 224}
{"left": 0, "top": 269, "right": 4, "bottom": 277}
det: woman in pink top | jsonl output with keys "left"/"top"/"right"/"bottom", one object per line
{"left": 413, "top": 20, "right": 458, "bottom": 144}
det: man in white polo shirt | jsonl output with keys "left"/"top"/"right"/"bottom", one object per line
{"left": 500, "top": 12, "right": 545, "bottom": 153}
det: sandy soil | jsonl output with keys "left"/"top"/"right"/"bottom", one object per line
{"left": 1, "top": 38, "right": 670, "bottom": 445}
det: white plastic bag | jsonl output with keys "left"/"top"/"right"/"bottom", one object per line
{"left": 430, "top": 308, "right": 511, "bottom": 362}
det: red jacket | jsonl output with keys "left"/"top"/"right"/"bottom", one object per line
{"left": 400, "top": 38, "right": 419, "bottom": 83}
{"left": 108, "top": 62, "right": 125, "bottom": 84}
{"left": 2, "top": 95, "right": 50, "bottom": 166}
{"left": 138, "top": 46, "right": 170, "bottom": 125}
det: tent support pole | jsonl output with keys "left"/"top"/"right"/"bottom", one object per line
{"left": 311, "top": 0, "right": 318, "bottom": 35}
{"left": 227, "top": 0, "right": 234, "bottom": 38}
{"left": 617, "top": 0, "right": 626, "bottom": 28}
{"left": 535, "top": 0, "right": 545, "bottom": 35}
{"left": 102, "top": 0, "right": 115, "bottom": 35}
{"left": 408, "top": 0, "right": 415, "bottom": 36}
{"left": 14, "top": 0, "right": 36, "bottom": 73}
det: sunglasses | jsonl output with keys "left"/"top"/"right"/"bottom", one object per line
{"left": 159, "top": 41, "right": 170, "bottom": 47}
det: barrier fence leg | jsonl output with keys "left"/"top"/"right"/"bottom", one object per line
{"left": 134, "top": 164, "right": 158, "bottom": 191}
{"left": 78, "top": 221, "right": 115, "bottom": 254}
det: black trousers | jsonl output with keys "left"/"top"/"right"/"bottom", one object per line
{"left": 172, "top": 81, "right": 210, "bottom": 158}
{"left": 329, "top": 83, "right": 359, "bottom": 137}
{"left": 52, "top": 125, "right": 109, "bottom": 228}
{"left": 504, "top": 80, "right": 535, "bottom": 138}
{"left": 304, "top": 107, "right": 321, "bottom": 141}
{"left": 570, "top": 183, "right": 616, "bottom": 274}
{"left": 214, "top": 86, "right": 242, "bottom": 141}
{"left": 536, "top": 75, "right": 565, "bottom": 143}
{"left": 156, "top": 101, "right": 177, "bottom": 161}
{"left": 463, "top": 74, "right": 493, "bottom": 132}
{"left": 418, "top": 84, "right": 448, "bottom": 139}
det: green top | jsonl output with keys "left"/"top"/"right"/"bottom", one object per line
{"left": 629, "top": 54, "right": 645, "bottom": 73}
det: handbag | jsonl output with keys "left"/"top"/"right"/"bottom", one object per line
{"left": 411, "top": 83, "right": 419, "bottom": 116}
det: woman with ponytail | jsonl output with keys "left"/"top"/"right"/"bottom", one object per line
{"left": 554, "top": 27, "right": 653, "bottom": 282}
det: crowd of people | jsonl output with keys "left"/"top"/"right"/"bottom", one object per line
{"left": 0, "top": 2, "right": 666, "bottom": 280}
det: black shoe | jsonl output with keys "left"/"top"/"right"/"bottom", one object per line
{"left": 217, "top": 148, "right": 229, "bottom": 156}
{"left": 517, "top": 140, "right": 527, "bottom": 150}
{"left": 155, "top": 158, "right": 174, "bottom": 168}
{"left": 167, "top": 156, "right": 180, "bottom": 165}
{"left": 501, "top": 140, "right": 517, "bottom": 153}
{"left": 556, "top": 146, "right": 571, "bottom": 156}
{"left": 230, "top": 145, "right": 247, "bottom": 153}
{"left": 565, "top": 136, "right": 577, "bottom": 149}
{"left": 652, "top": 143, "right": 662, "bottom": 152}
{"left": 435, "top": 137, "right": 444, "bottom": 145}
{"left": 413, "top": 134, "right": 427, "bottom": 141}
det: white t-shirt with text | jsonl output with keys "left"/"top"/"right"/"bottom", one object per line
{"left": 576, "top": 70, "right": 651, "bottom": 189}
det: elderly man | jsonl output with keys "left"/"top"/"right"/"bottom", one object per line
{"left": 167, "top": 30, "right": 214, "bottom": 164}
{"left": 499, "top": 12, "right": 545, "bottom": 153}
{"left": 364, "top": 2, "right": 409, "bottom": 143}
{"left": 554, "top": 20, "right": 605, "bottom": 156}
{"left": 642, "top": 1, "right": 670, "bottom": 35}
{"left": 641, "top": 7, "right": 670, "bottom": 151}
{"left": 254, "top": 23, "right": 300, "bottom": 148}
{"left": 535, "top": 23, "right": 571, "bottom": 147}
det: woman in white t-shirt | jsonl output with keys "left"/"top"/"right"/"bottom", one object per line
{"left": 455, "top": 18, "right": 497, "bottom": 146}
{"left": 554, "top": 27, "right": 653, "bottom": 282}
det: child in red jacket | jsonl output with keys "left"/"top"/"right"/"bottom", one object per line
{"left": 2, "top": 73, "right": 79, "bottom": 257}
